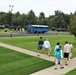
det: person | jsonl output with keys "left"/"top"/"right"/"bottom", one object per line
{"left": 43, "top": 38, "right": 51, "bottom": 56}
{"left": 69, "top": 41, "right": 73, "bottom": 60}
{"left": 54, "top": 42, "right": 64, "bottom": 70}
{"left": 54, "top": 42, "right": 60, "bottom": 64}
{"left": 64, "top": 41, "right": 71, "bottom": 65}
{"left": 37, "top": 37, "right": 44, "bottom": 56}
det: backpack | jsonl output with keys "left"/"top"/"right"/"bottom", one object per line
{"left": 56, "top": 48, "right": 61, "bottom": 52}
{"left": 56, "top": 48, "right": 61, "bottom": 59}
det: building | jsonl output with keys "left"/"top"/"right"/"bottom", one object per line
{"left": 27, "top": 25, "right": 49, "bottom": 33}
{"left": 0, "top": 25, "right": 5, "bottom": 29}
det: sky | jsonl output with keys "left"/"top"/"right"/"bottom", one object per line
{"left": 0, "top": 0, "right": 76, "bottom": 17}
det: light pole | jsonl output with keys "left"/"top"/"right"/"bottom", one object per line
{"left": 9, "top": 5, "right": 14, "bottom": 26}
{"left": 9, "top": 5, "right": 14, "bottom": 38}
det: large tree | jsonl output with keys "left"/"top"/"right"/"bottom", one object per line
{"left": 69, "top": 15, "right": 76, "bottom": 44}
{"left": 27, "top": 10, "right": 37, "bottom": 24}
{"left": 39, "top": 12, "right": 45, "bottom": 19}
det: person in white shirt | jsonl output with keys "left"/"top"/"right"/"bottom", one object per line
{"left": 43, "top": 38, "right": 51, "bottom": 56}
{"left": 64, "top": 41, "right": 71, "bottom": 65}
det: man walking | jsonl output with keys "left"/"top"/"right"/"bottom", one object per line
{"left": 64, "top": 41, "right": 71, "bottom": 65}
{"left": 37, "top": 37, "right": 44, "bottom": 56}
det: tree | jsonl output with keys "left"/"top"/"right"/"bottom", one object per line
{"left": 12, "top": 12, "right": 20, "bottom": 26}
{"left": 64, "top": 14, "right": 70, "bottom": 29}
{"left": 38, "top": 12, "right": 47, "bottom": 25}
{"left": 6, "top": 11, "right": 12, "bottom": 26}
{"left": 0, "top": 12, "right": 7, "bottom": 25}
{"left": 48, "top": 17, "right": 56, "bottom": 28}
{"left": 69, "top": 15, "right": 76, "bottom": 44}
{"left": 27, "top": 10, "right": 37, "bottom": 24}
{"left": 39, "top": 12, "right": 45, "bottom": 19}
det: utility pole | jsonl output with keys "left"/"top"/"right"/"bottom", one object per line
{"left": 9, "top": 5, "right": 14, "bottom": 38}
{"left": 9, "top": 5, "right": 14, "bottom": 26}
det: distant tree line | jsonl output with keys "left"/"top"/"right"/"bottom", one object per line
{"left": 0, "top": 10, "right": 76, "bottom": 31}
{"left": 1, "top": 10, "right": 76, "bottom": 43}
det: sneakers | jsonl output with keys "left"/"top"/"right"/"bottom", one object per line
{"left": 65, "top": 64, "right": 68, "bottom": 66}
{"left": 60, "top": 67, "right": 64, "bottom": 69}
{"left": 37, "top": 54, "right": 40, "bottom": 56}
{"left": 58, "top": 61, "right": 60, "bottom": 64}
{"left": 55, "top": 68, "right": 57, "bottom": 70}
{"left": 55, "top": 67, "right": 64, "bottom": 70}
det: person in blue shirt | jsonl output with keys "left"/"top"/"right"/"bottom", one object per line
{"left": 54, "top": 42, "right": 64, "bottom": 70}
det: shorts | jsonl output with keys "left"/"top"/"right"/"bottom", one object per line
{"left": 44, "top": 48, "right": 49, "bottom": 50}
{"left": 64, "top": 53, "right": 69, "bottom": 58}
{"left": 38, "top": 45, "right": 43, "bottom": 50}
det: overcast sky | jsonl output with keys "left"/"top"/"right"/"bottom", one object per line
{"left": 0, "top": 0, "right": 76, "bottom": 17}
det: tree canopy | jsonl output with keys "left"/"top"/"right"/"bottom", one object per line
{"left": 0, "top": 10, "right": 75, "bottom": 32}
{"left": 69, "top": 15, "right": 76, "bottom": 37}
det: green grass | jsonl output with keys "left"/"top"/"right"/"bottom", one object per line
{"left": 0, "top": 29, "right": 15, "bottom": 34}
{"left": 0, "top": 46, "right": 54, "bottom": 75}
{"left": 0, "top": 36, "right": 76, "bottom": 57}
{"left": 65, "top": 69, "right": 76, "bottom": 75}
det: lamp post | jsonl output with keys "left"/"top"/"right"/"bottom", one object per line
{"left": 9, "top": 5, "right": 14, "bottom": 38}
{"left": 9, "top": 5, "right": 14, "bottom": 26}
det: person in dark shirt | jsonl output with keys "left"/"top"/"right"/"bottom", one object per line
{"left": 37, "top": 37, "right": 44, "bottom": 56}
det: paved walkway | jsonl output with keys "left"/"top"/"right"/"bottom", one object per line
{"left": 0, "top": 42, "right": 76, "bottom": 75}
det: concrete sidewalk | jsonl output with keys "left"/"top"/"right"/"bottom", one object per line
{"left": 30, "top": 58, "right": 76, "bottom": 75}
{"left": 0, "top": 42, "right": 54, "bottom": 62}
{"left": 0, "top": 42, "right": 76, "bottom": 75}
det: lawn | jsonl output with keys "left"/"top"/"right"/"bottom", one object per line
{"left": 0, "top": 46, "right": 54, "bottom": 75}
{"left": 65, "top": 69, "right": 76, "bottom": 75}
{"left": 0, "top": 35, "right": 76, "bottom": 57}
{"left": 0, "top": 29, "right": 15, "bottom": 34}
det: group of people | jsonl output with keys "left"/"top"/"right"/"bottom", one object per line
{"left": 37, "top": 37, "right": 73, "bottom": 70}
{"left": 37, "top": 37, "right": 51, "bottom": 56}
{"left": 54, "top": 41, "right": 73, "bottom": 70}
